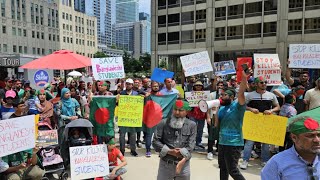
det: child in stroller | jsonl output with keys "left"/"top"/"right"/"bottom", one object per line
{"left": 69, "top": 128, "right": 92, "bottom": 147}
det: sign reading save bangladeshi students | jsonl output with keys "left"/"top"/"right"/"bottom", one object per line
{"left": 185, "top": 91, "right": 211, "bottom": 107}
{"left": 289, "top": 44, "right": 320, "bottom": 69}
{"left": 118, "top": 95, "right": 144, "bottom": 127}
{"left": 242, "top": 112, "right": 287, "bottom": 146}
{"left": 70, "top": 144, "right": 109, "bottom": 180}
{"left": 0, "top": 115, "right": 35, "bottom": 157}
{"left": 253, "top": 54, "right": 281, "bottom": 86}
{"left": 91, "top": 57, "right": 125, "bottom": 80}
{"left": 180, "top": 51, "right": 213, "bottom": 76}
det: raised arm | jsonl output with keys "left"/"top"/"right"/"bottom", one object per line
{"left": 238, "top": 71, "right": 250, "bottom": 106}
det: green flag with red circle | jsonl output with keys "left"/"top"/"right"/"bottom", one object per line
{"left": 89, "top": 96, "right": 116, "bottom": 137}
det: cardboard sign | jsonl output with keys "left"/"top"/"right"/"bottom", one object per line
{"left": 0, "top": 115, "right": 36, "bottom": 157}
{"left": 91, "top": 57, "right": 125, "bottom": 80}
{"left": 37, "top": 130, "right": 58, "bottom": 147}
{"left": 214, "top": 60, "right": 236, "bottom": 76}
{"left": 118, "top": 95, "right": 144, "bottom": 127}
{"left": 185, "top": 91, "right": 211, "bottom": 107}
{"left": 150, "top": 68, "right": 174, "bottom": 83}
{"left": 70, "top": 144, "right": 109, "bottom": 180}
{"left": 242, "top": 112, "right": 287, "bottom": 146}
{"left": 236, "top": 57, "right": 253, "bottom": 83}
{"left": 289, "top": 44, "right": 320, "bottom": 69}
{"left": 253, "top": 54, "right": 281, "bottom": 86}
{"left": 180, "top": 51, "right": 213, "bottom": 76}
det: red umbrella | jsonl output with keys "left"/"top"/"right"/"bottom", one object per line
{"left": 20, "top": 50, "right": 91, "bottom": 70}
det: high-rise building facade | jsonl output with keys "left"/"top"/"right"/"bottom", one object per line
{"left": 151, "top": 0, "right": 320, "bottom": 75}
{"left": 74, "top": 0, "right": 85, "bottom": 13}
{"left": 116, "top": 0, "right": 139, "bottom": 23}
{"left": 59, "top": 0, "right": 98, "bottom": 58}
{"left": 115, "top": 20, "right": 150, "bottom": 58}
{"left": 139, "top": 13, "right": 151, "bottom": 54}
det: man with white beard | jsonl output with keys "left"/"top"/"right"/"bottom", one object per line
{"left": 153, "top": 100, "right": 196, "bottom": 180}
{"left": 261, "top": 116, "right": 320, "bottom": 179}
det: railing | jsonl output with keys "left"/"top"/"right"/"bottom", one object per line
{"left": 244, "top": 33, "right": 261, "bottom": 39}
{"left": 263, "top": 32, "right": 276, "bottom": 37}
{"left": 264, "top": 10, "right": 277, "bottom": 15}
{"left": 227, "top": 35, "right": 243, "bottom": 40}
{"left": 215, "top": 16, "right": 226, "bottom": 21}
{"left": 304, "top": 28, "right": 320, "bottom": 34}
{"left": 228, "top": 14, "right": 243, "bottom": 20}
{"left": 168, "top": 3, "right": 179, "bottom": 8}
{"left": 215, "top": 36, "right": 225, "bottom": 41}
{"left": 158, "top": 5, "right": 166, "bottom": 10}
{"left": 158, "top": 41, "right": 166, "bottom": 45}
{"left": 167, "top": 40, "right": 180, "bottom": 44}
{"left": 305, "top": 5, "right": 320, "bottom": 10}
{"left": 181, "top": 1, "right": 194, "bottom": 6}
{"left": 181, "top": 39, "right": 194, "bottom": 43}
{"left": 181, "top": 20, "right": 194, "bottom": 25}
{"left": 158, "top": 23, "right": 166, "bottom": 27}
{"left": 288, "top": 30, "right": 302, "bottom": 35}
{"left": 167, "top": 22, "right": 180, "bottom": 26}
{"left": 196, "top": 0, "right": 206, "bottom": 4}
{"left": 245, "top": 12, "right": 262, "bottom": 18}
{"left": 196, "top": 19, "right": 206, "bottom": 23}
{"left": 195, "top": 38, "right": 206, "bottom": 42}
{"left": 289, "top": 7, "right": 303, "bottom": 12}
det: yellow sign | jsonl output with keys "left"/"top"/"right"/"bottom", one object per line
{"left": 242, "top": 111, "right": 288, "bottom": 146}
{"left": 34, "top": 114, "right": 40, "bottom": 140}
{"left": 176, "top": 85, "right": 185, "bottom": 99}
{"left": 118, "top": 95, "right": 144, "bottom": 127}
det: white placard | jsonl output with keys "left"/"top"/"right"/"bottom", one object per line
{"left": 253, "top": 54, "right": 281, "bottom": 86}
{"left": 0, "top": 115, "right": 36, "bottom": 157}
{"left": 289, "top": 44, "right": 320, "bottom": 69}
{"left": 70, "top": 144, "right": 109, "bottom": 180}
{"left": 185, "top": 91, "right": 211, "bottom": 107}
{"left": 180, "top": 51, "right": 213, "bottom": 76}
{"left": 91, "top": 57, "right": 125, "bottom": 80}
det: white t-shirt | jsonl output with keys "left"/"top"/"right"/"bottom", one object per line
{"left": 304, "top": 88, "right": 320, "bottom": 110}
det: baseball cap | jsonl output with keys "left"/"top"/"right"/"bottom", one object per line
{"left": 125, "top": 78, "right": 134, "bottom": 84}
{"left": 248, "top": 77, "right": 255, "bottom": 83}
{"left": 5, "top": 90, "right": 16, "bottom": 98}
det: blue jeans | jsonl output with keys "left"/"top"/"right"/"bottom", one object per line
{"left": 190, "top": 117, "right": 205, "bottom": 145}
{"left": 243, "top": 140, "right": 270, "bottom": 162}
{"left": 145, "top": 132, "right": 153, "bottom": 152}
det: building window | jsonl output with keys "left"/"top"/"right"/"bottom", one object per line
{"left": 23, "top": 29, "right": 27, "bottom": 37}
{"left": 195, "top": 29, "right": 206, "bottom": 41}
{"left": 168, "top": 32, "right": 179, "bottom": 44}
{"left": 196, "top": 10, "right": 206, "bottom": 23}
{"left": 62, "top": 12, "right": 65, "bottom": 19}
{"left": 37, "top": 31, "right": 39, "bottom": 38}
{"left": 245, "top": 23, "right": 262, "bottom": 38}
{"left": 57, "top": 35, "right": 60, "bottom": 41}
{"left": 246, "top": 2, "right": 262, "bottom": 17}
{"left": 12, "top": 27, "right": 16, "bottom": 35}
{"left": 42, "top": 48, "right": 45, "bottom": 55}
{"left": 37, "top": 48, "right": 40, "bottom": 55}
{"left": 82, "top": 39, "right": 84, "bottom": 44}
{"left": 76, "top": 39, "right": 78, "bottom": 44}
{"left": 288, "top": 19, "right": 302, "bottom": 34}
{"left": 19, "top": 46, "right": 23, "bottom": 53}
{"left": 18, "top": 28, "right": 22, "bottom": 36}
{"left": 1, "top": 0, "right": 5, "bottom": 17}
{"left": 215, "top": 7, "right": 226, "bottom": 21}
{"left": 33, "top": 47, "right": 36, "bottom": 54}
{"left": 227, "top": 25, "right": 243, "bottom": 39}
{"left": 2, "top": 26, "right": 6, "bottom": 33}
{"left": 158, "top": 15, "right": 167, "bottom": 27}
{"left": 32, "top": 31, "right": 35, "bottom": 38}
{"left": 265, "top": 0, "right": 278, "bottom": 15}
{"left": 41, "top": 32, "right": 44, "bottom": 39}
{"left": 306, "top": 0, "right": 320, "bottom": 10}
{"left": 53, "top": 34, "right": 56, "bottom": 41}
{"left": 168, "top": 13, "right": 180, "bottom": 26}
{"left": 305, "top": 17, "right": 320, "bottom": 33}
{"left": 67, "top": 37, "right": 69, "bottom": 43}
{"left": 3, "top": 44, "right": 7, "bottom": 52}
{"left": 181, "top": 30, "right": 194, "bottom": 43}
{"left": 70, "top": 38, "right": 73, "bottom": 43}
{"left": 69, "top": 14, "right": 72, "bottom": 21}
{"left": 215, "top": 27, "right": 225, "bottom": 41}
{"left": 289, "top": 0, "right": 303, "bottom": 11}
{"left": 24, "top": 46, "right": 27, "bottom": 54}
{"left": 70, "top": 25, "right": 72, "bottom": 31}
{"left": 168, "top": 0, "right": 180, "bottom": 8}
{"left": 263, "top": 22, "right": 277, "bottom": 37}
{"left": 63, "top": 36, "right": 66, "bottom": 42}
{"left": 228, "top": 4, "right": 243, "bottom": 19}
{"left": 49, "top": 34, "right": 51, "bottom": 40}
{"left": 13, "top": 45, "right": 17, "bottom": 52}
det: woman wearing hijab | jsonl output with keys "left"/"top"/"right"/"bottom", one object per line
{"left": 37, "top": 89, "right": 54, "bottom": 129}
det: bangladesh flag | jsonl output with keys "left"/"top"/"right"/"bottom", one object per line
{"left": 288, "top": 107, "right": 320, "bottom": 124}
{"left": 143, "top": 94, "right": 177, "bottom": 133}
{"left": 90, "top": 96, "right": 116, "bottom": 137}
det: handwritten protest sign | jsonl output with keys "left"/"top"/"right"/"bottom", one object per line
{"left": 0, "top": 115, "right": 35, "bottom": 157}
{"left": 37, "top": 130, "right": 58, "bottom": 147}
{"left": 253, "top": 54, "right": 281, "bottom": 86}
{"left": 180, "top": 51, "right": 213, "bottom": 76}
{"left": 176, "top": 85, "right": 185, "bottom": 99}
{"left": 236, "top": 57, "right": 253, "bottom": 83}
{"left": 185, "top": 91, "right": 211, "bottom": 107}
{"left": 214, "top": 60, "right": 236, "bottom": 76}
{"left": 289, "top": 44, "right": 320, "bottom": 69}
{"left": 70, "top": 144, "right": 109, "bottom": 180}
{"left": 118, "top": 95, "right": 144, "bottom": 127}
{"left": 151, "top": 68, "right": 174, "bottom": 83}
{"left": 91, "top": 57, "right": 125, "bottom": 80}
{"left": 242, "top": 112, "right": 287, "bottom": 146}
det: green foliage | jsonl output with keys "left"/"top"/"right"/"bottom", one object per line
{"left": 93, "top": 51, "right": 108, "bottom": 58}
{"left": 122, "top": 51, "right": 151, "bottom": 74}
{"left": 159, "top": 59, "right": 168, "bottom": 69}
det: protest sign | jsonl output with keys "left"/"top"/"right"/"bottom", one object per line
{"left": 118, "top": 95, "right": 144, "bottom": 127}
{"left": 242, "top": 112, "right": 287, "bottom": 146}
{"left": 180, "top": 51, "right": 213, "bottom": 76}
{"left": 70, "top": 144, "right": 109, "bottom": 180}
{"left": 34, "top": 114, "right": 39, "bottom": 140}
{"left": 185, "top": 91, "right": 211, "bottom": 107}
{"left": 176, "top": 85, "right": 185, "bottom": 99}
{"left": 0, "top": 115, "right": 35, "bottom": 157}
{"left": 37, "top": 130, "right": 58, "bottom": 147}
{"left": 213, "top": 60, "right": 236, "bottom": 76}
{"left": 91, "top": 57, "right": 125, "bottom": 80}
{"left": 236, "top": 57, "right": 253, "bottom": 83}
{"left": 289, "top": 44, "right": 320, "bottom": 69}
{"left": 151, "top": 68, "right": 174, "bottom": 83}
{"left": 253, "top": 54, "right": 281, "bottom": 86}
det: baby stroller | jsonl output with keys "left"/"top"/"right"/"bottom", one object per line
{"left": 37, "top": 122, "right": 68, "bottom": 180}
{"left": 61, "top": 119, "right": 93, "bottom": 166}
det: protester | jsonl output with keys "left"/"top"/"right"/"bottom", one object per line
{"left": 241, "top": 76, "right": 280, "bottom": 169}
{"left": 0, "top": 90, "right": 16, "bottom": 120}
{"left": 25, "top": 89, "right": 40, "bottom": 115}
{"left": 9, "top": 101, "right": 26, "bottom": 118}
{"left": 0, "top": 158, "right": 9, "bottom": 173}
{"left": 37, "top": 89, "right": 54, "bottom": 127}
{"left": 261, "top": 116, "right": 320, "bottom": 179}
{"left": 185, "top": 76, "right": 196, "bottom": 92}
{"left": 0, "top": 78, "right": 19, "bottom": 104}
{"left": 94, "top": 81, "right": 113, "bottom": 96}
{"left": 304, "top": 77, "right": 320, "bottom": 111}
{"left": 15, "top": 80, "right": 24, "bottom": 100}
{"left": 216, "top": 70, "right": 249, "bottom": 180}
{"left": 160, "top": 78, "right": 180, "bottom": 97}
{"left": 106, "top": 138, "right": 127, "bottom": 180}
{"left": 141, "top": 78, "right": 151, "bottom": 93}
{"left": 152, "top": 100, "right": 196, "bottom": 180}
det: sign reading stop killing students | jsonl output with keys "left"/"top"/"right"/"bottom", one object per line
{"left": 180, "top": 51, "right": 213, "bottom": 76}
{"left": 0, "top": 115, "right": 35, "bottom": 157}
{"left": 91, "top": 57, "right": 125, "bottom": 80}
{"left": 185, "top": 91, "right": 211, "bottom": 107}
{"left": 289, "top": 44, "right": 320, "bottom": 69}
{"left": 253, "top": 54, "right": 281, "bottom": 86}
{"left": 118, "top": 95, "right": 144, "bottom": 127}
{"left": 70, "top": 144, "right": 109, "bottom": 180}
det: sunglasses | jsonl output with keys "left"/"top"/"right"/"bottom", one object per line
{"left": 259, "top": 81, "right": 268, "bottom": 84}
{"left": 307, "top": 165, "right": 318, "bottom": 180}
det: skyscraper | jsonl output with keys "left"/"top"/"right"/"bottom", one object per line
{"left": 116, "top": 0, "right": 139, "bottom": 23}
{"left": 74, "top": 0, "right": 85, "bottom": 13}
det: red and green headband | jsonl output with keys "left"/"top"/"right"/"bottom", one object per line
{"left": 174, "top": 100, "right": 192, "bottom": 111}
{"left": 289, "top": 117, "right": 320, "bottom": 135}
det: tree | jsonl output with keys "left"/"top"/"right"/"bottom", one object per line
{"left": 139, "top": 53, "right": 151, "bottom": 72}
{"left": 159, "top": 59, "right": 168, "bottom": 69}
{"left": 94, "top": 51, "right": 108, "bottom": 58}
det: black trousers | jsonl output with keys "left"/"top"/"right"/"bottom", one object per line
{"left": 218, "top": 145, "right": 246, "bottom": 180}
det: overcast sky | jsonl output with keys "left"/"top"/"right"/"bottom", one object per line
{"left": 139, "top": 0, "right": 151, "bottom": 14}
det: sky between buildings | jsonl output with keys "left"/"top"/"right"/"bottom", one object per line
{"left": 139, "top": 0, "right": 151, "bottom": 14}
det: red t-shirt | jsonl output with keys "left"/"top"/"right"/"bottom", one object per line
{"left": 108, "top": 148, "right": 124, "bottom": 166}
